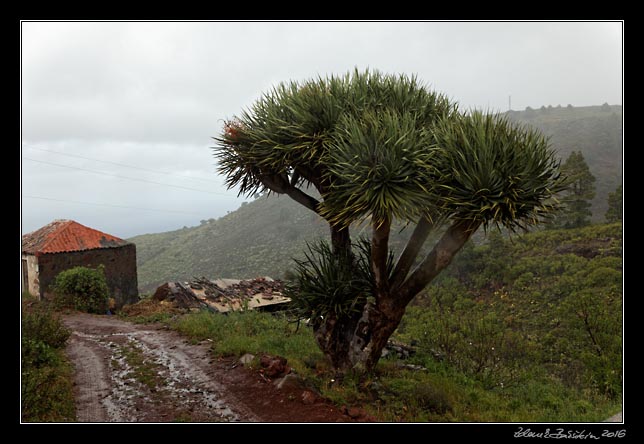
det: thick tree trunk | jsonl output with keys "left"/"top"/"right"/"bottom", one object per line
{"left": 312, "top": 297, "right": 406, "bottom": 373}
{"left": 371, "top": 218, "right": 391, "bottom": 294}
{"left": 315, "top": 219, "right": 482, "bottom": 374}
{"left": 312, "top": 310, "right": 363, "bottom": 371}
{"left": 355, "top": 298, "right": 407, "bottom": 371}
{"left": 391, "top": 215, "right": 433, "bottom": 288}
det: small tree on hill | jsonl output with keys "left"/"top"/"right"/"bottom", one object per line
{"left": 213, "top": 69, "right": 565, "bottom": 373}
{"left": 552, "top": 151, "right": 596, "bottom": 228}
{"left": 524, "top": 106, "right": 536, "bottom": 118}
{"left": 605, "top": 184, "right": 622, "bottom": 223}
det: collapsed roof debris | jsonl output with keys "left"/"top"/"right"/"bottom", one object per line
{"left": 152, "top": 276, "right": 290, "bottom": 313}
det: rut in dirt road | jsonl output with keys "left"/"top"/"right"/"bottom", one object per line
{"left": 63, "top": 313, "right": 258, "bottom": 423}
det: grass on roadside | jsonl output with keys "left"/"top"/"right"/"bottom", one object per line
{"left": 162, "top": 309, "right": 620, "bottom": 422}
{"left": 172, "top": 310, "right": 326, "bottom": 378}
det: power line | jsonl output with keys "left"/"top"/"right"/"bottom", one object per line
{"left": 22, "top": 157, "right": 240, "bottom": 197}
{"left": 23, "top": 195, "right": 213, "bottom": 215}
{"left": 22, "top": 143, "right": 222, "bottom": 185}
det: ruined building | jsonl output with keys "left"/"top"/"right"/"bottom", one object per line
{"left": 21, "top": 219, "right": 139, "bottom": 308}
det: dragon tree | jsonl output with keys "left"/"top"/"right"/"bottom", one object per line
{"left": 213, "top": 69, "right": 564, "bottom": 373}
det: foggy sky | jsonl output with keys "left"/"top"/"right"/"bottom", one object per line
{"left": 21, "top": 21, "right": 623, "bottom": 238}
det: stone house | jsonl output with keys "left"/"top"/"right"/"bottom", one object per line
{"left": 21, "top": 219, "right": 139, "bottom": 308}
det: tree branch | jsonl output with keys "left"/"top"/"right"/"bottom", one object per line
{"left": 399, "top": 219, "right": 481, "bottom": 304}
{"left": 259, "top": 172, "right": 321, "bottom": 214}
{"left": 259, "top": 172, "right": 289, "bottom": 193}
{"left": 296, "top": 164, "right": 322, "bottom": 190}
{"left": 286, "top": 186, "right": 322, "bottom": 214}
{"left": 289, "top": 170, "right": 301, "bottom": 187}
{"left": 390, "top": 215, "right": 434, "bottom": 289}
{"left": 371, "top": 217, "right": 391, "bottom": 296}
{"left": 330, "top": 223, "right": 352, "bottom": 256}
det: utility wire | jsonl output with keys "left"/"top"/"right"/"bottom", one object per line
{"left": 23, "top": 157, "right": 240, "bottom": 197}
{"left": 23, "top": 195, "right": 212, "bottom": 215}
{"left": 22, "top": 143, "right": 222, "bottom": 184}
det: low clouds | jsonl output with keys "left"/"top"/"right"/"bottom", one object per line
{"left": 21, "top": 21, "right": 622, "bottom": 237}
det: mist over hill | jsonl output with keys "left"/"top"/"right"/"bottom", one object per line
{"left": 130, "top": 104, "right": 622, "bottom": 292}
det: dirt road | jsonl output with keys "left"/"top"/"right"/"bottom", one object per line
{"left": 62, "top": 313, "right": 351, "bottom": 423}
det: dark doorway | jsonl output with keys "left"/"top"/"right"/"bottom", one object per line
{"left": 22, "top": 259, "right": 28, "bottom": 293}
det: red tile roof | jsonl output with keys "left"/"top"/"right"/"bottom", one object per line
{"left": 22, "top": 219, "right": 130, "bottom": 255}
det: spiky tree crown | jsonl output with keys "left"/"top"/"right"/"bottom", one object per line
{"left": 214, "top": 69, "right": 564, "bottom": 231}
{"left": 431, "top": 111, "right": 564, "bottom": 231}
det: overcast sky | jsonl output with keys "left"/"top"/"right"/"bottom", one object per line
{"left": 21, "top": 21, "right": 623, "bottom": 239}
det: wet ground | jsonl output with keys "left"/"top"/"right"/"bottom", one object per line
{"left": 62, "top": 313, "right": 351, "bottom": 423}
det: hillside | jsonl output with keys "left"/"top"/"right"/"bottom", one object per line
{"left": 131, "top": 194, "right": 329, "bottom": 293}
{"left": 393, "top": 221, "right": 623, "bottom": 419}
{"left": 130, "top": 104, "right": 623, "bottom": 292}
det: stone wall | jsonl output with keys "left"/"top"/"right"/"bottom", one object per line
{"left": 36, "top": 244, "right": 139, "bottom": 308}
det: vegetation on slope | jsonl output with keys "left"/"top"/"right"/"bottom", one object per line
{"left": 399, "top": 223, "right": 623, "bottom": 398}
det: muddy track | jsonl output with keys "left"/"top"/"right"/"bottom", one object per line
{"left": 62, "top": 313, "right": 351, "bottom": 423}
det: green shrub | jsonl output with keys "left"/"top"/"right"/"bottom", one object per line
{"left": 22, "top": 305, "right": 70, "bottom": 369}
{"left": 285, "top": 239, "right": 373, "bottom": 321}
{"left": 22, "top": 304, "right": 70, "bottom": 350}
{"left": 411, "top": 382, "right": 454, "bottom": 414}
{"left": 21, "top": 362, "right": 76, "bottom": 422}
{"left": 21, "top": 302, "right": 75, "bottom": 422}
{"left": 52, "top": 265, "right": 110, "bottom": 314}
